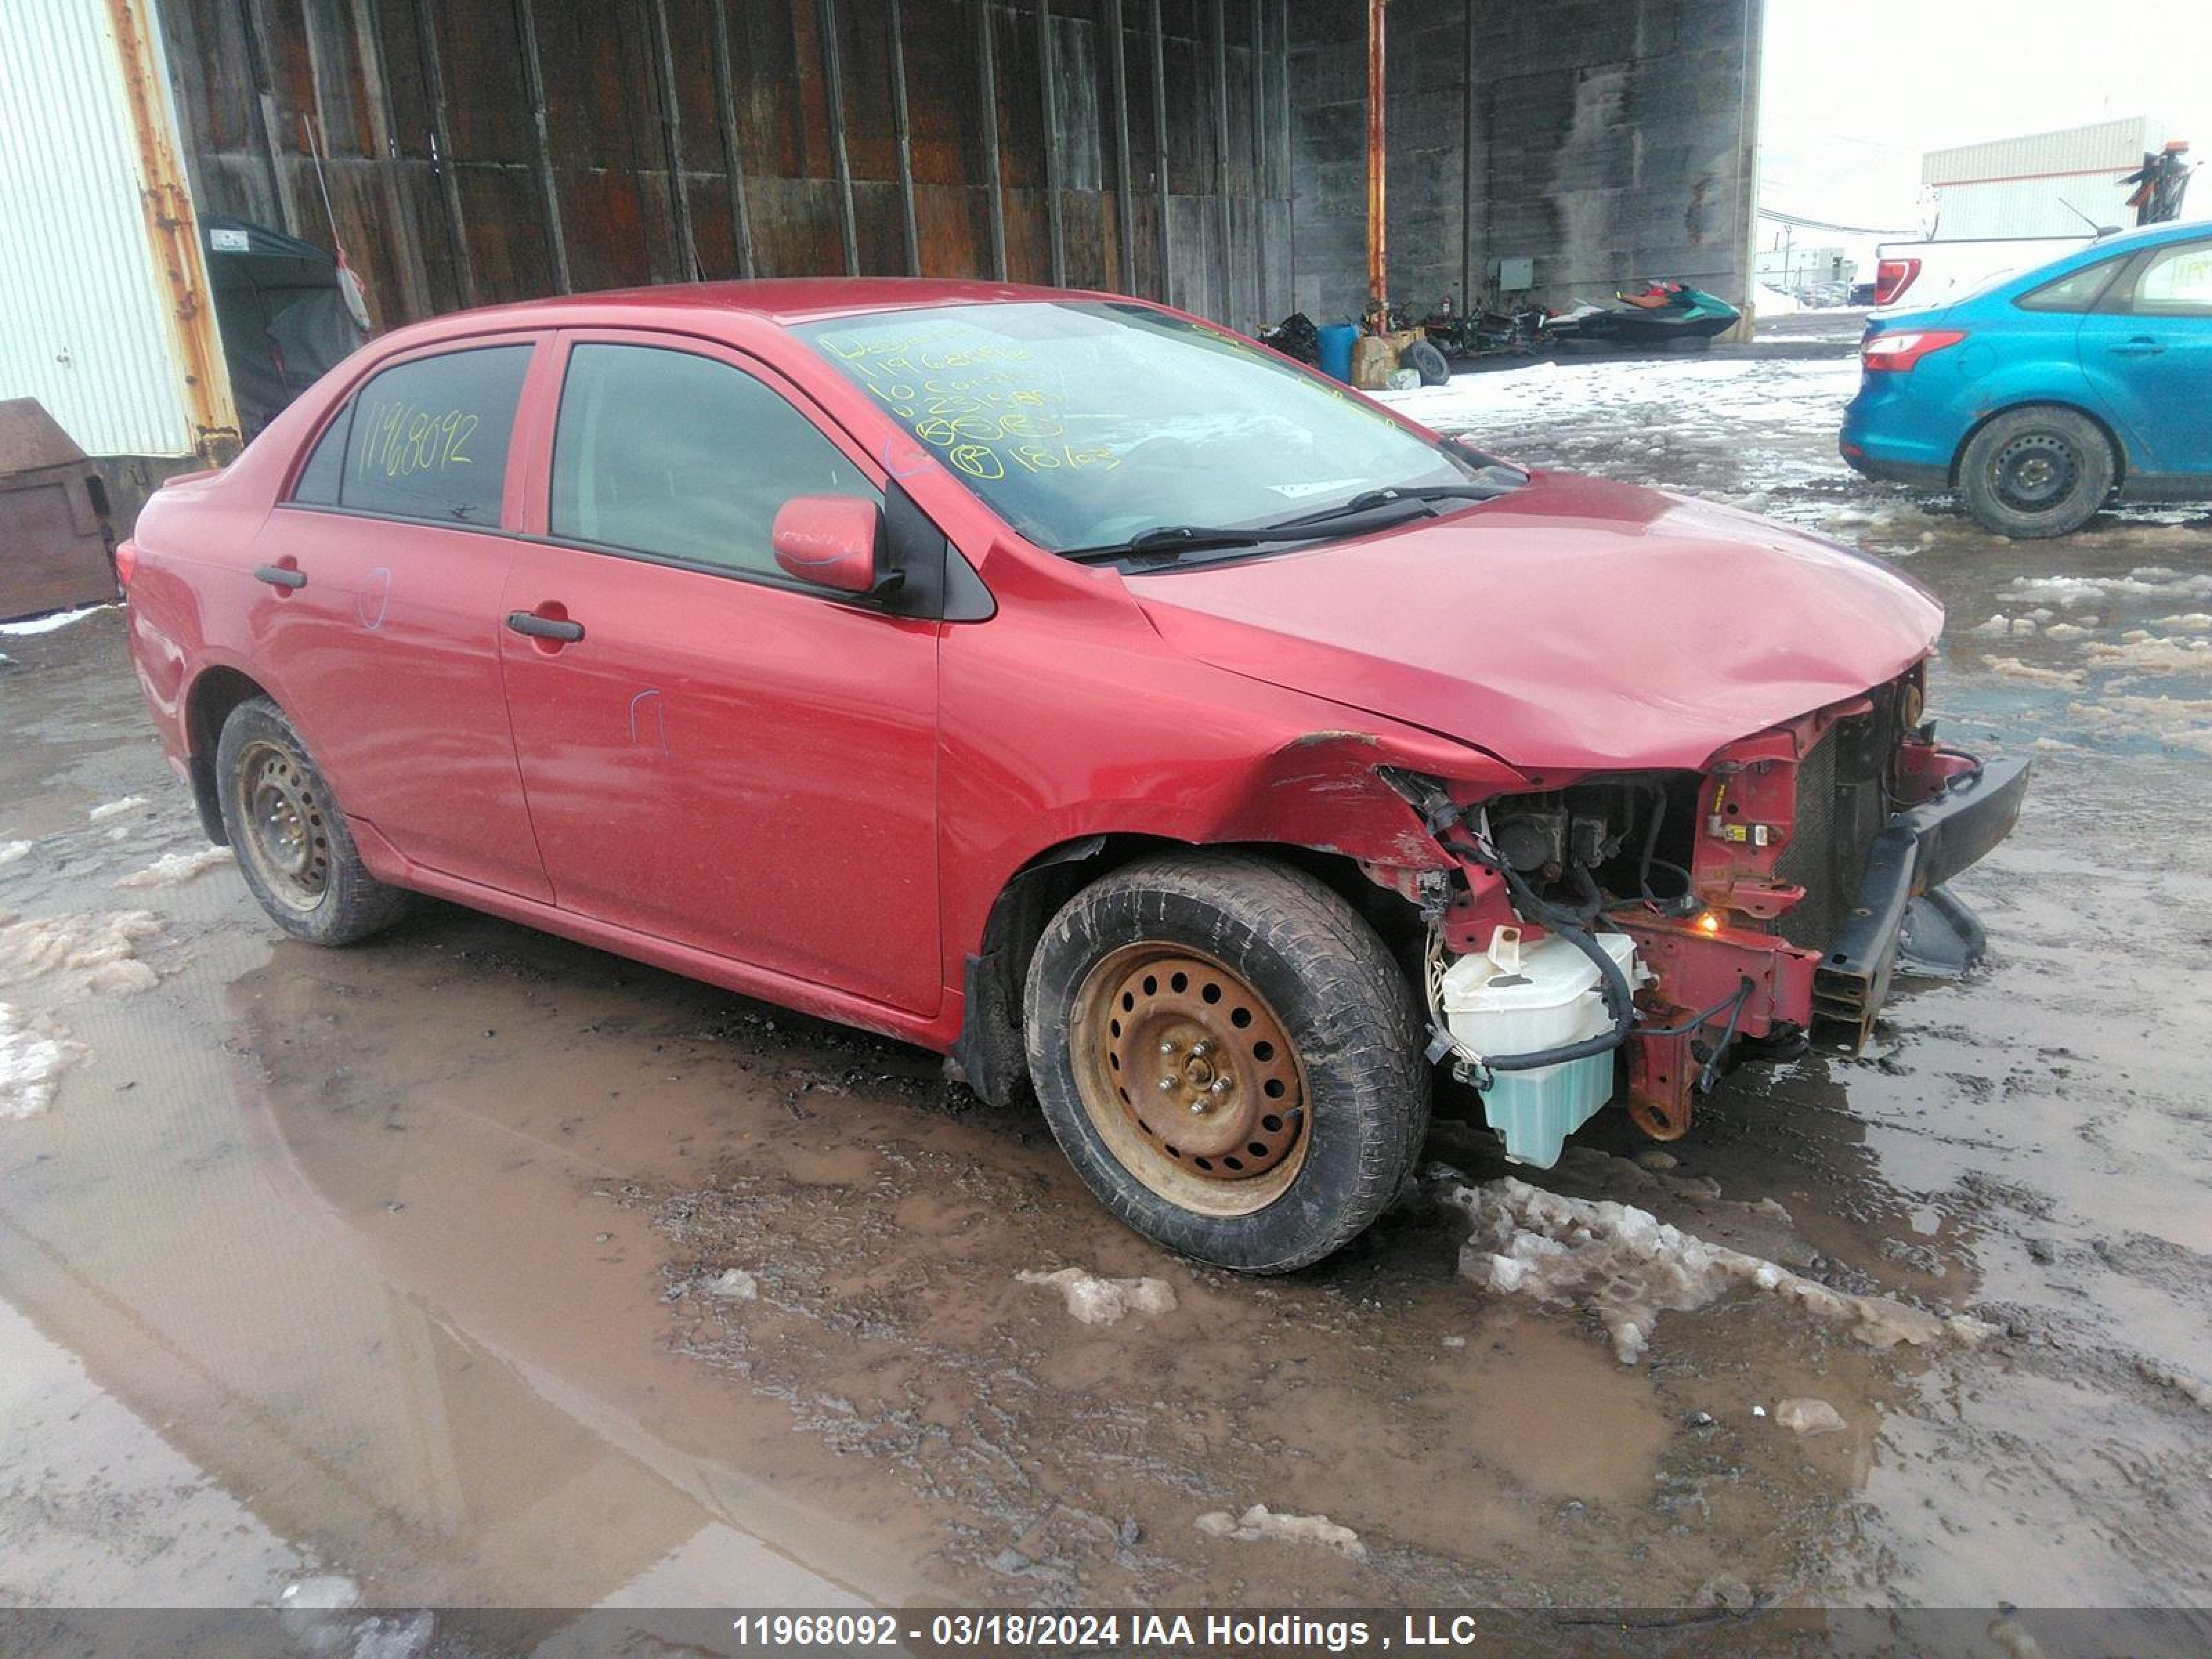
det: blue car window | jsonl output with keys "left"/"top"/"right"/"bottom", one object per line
{"left": 2016, "top": 255, "right": 2130, "bottom": 315}
{"left": 2130, "top": 241, "right": 2212, "bottom": 317}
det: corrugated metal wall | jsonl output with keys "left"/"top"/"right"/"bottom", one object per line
{"left": 156, "top": 0, "right": 1295, "bottom": 337}
{"left": 0, "top": 0, "right": 199, "bottom": 457}
{"left": 1924, "top": 117, "right": 2165, "bottom": 242}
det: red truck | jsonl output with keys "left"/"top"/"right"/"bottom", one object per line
{"left": 120, "top": 281, "right": 2028, "bottom": 1271}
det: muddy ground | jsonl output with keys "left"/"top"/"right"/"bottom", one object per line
{"left": 2, "top": 340, "right": 2209, "bottom": 1644}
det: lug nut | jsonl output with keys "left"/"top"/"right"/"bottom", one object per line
{"left": 1159, "top": 1040, "right": 1176, "bottom": 1055}
{"left": 1191, "top": 1039, "right": 1212, "bottom": 1057}
{"left": 1189, "top": 1099, "right": 1207, "bottom": 1114}
{"left": 1210, "top": 1078, "right": 1230, "bottom": 1095}
{"left": 1157, "top": 1076, "right": 1176, "bottom": 1092}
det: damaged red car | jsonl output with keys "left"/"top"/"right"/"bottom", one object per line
{"left": 121, "top": 281, "right": 2030, "bottom": 1271}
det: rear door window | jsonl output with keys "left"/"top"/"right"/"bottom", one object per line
{"left": 2127, "top": 241, "right": 2212, "bottom": 317}
{"left": 334, "top": 345, "right": 532, "bottom": 526}
{"left": 547, "top": 342, "right": 879, "bottom": 579}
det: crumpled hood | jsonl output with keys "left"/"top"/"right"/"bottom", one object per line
{"left": 1132, "top": 472, "right": 1942, "bottom": 772}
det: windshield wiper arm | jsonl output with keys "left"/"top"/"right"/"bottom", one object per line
{"left": 1280, "top": 476, "right": 1525, "bottom": 528}
{"left": 1061, "top": 518, "right": 1395, "bottom": 566}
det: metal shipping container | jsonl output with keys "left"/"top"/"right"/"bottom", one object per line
{"left": 0, "top": 0, "right": 236, "bottom": 464}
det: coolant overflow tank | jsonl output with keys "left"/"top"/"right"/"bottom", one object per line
{"left": 1440, "top": 929, "right": 1644, "bottom": 1168}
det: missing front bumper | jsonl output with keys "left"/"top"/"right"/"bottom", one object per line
{"left": 1812, "top": 758, "right": 2032, "bottom": 1048}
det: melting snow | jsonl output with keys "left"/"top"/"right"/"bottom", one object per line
{"left": 1774, "top": 1398, "right": 1847, "bottom": 1436}
{"left": 2138, "top": 1358, "right": 2212, "bottom": 1415}
{"left": 0, "top": 909, "right": 163, "bottom": 996}
{"left": 0, "top": 842, "right": 30, "bottom": 869}
{"left": 1017, "top": 1266, "right": 1177, "bottom": 1326}
{"left": 704, "top": 1268, "right": 758, "bottom": 1300}
{"left": 115, "top": 847, "right": 234, "bottom": 890}
{"left": 0, "top": 604, "right": 117, "bottom": 637}
{"left": 0, "top": 1002, "right": 81, "bottom": 1121}
{"left": 87, "top": 796, "right": 147, "bottom": 823}
{"left": 1985, "top": 658, "right": 2083, "bottom": 689}
{"left": 1447, "top": 1177, "right": 1997, "bottom": 1365}
{"left": 1194, "top": 1504, "right": 1366, "bottom": 1560}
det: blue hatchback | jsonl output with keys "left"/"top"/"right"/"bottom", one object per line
{"left": 1841, "top": 222, "right": 2212, "bottom": 537}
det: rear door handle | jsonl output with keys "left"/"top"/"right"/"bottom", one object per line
{"left": 505, "top": 610, "right": 585, "bottom": 642}
{"left": 252, "top": 563, "right": 307, "bottom": 590}
{"left": 2108, "top": 337, "right": 2166, "bottom": 357}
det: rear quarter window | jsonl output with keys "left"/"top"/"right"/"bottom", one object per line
{"left": 326, "top": 344, "right": 532, "bottom": 525}
{"left": 2015, "top": 254, "right": 2129, "bottom": 314}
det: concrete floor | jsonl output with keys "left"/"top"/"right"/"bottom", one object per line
{"left": 3, "top": 341, "right": 2210, "bottom": 1651}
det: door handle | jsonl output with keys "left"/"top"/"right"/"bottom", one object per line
{"left": 252, "top": 563, "right": 307, "bottom": 590}
{"left": 505, "top": 610, "right": 585, "bottom": 643}
{"left": 2108, "top": 337, "right": 2166, "bottom": 357}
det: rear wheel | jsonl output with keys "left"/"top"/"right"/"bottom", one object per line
{"left": 1024, "top": 852, "right": 1428, "bottom": 1272}
{"left": 216, "top": 697, "right": 410, "bottom": 946}
{"left": 1957, "top": 407, "right": 2115, "bottom": 539}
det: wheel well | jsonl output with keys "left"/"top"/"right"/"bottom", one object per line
{"left": 182, "top": 666, "right": 270, "bottom": 846}
{"left": 947, "top": 835, "right": 1425, "bottom": 1109}
{"left": 1951, "top": 400, "right": 2127, "bottom": 489}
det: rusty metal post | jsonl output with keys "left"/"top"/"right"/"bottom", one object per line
{"left": 1365, "top": 0, "right": 1387, "bottom": 313}
{"left": 102, "top": 0, "right": 241, "bottom": 460}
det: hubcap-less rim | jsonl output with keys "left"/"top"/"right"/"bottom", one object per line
{"left": 1992, "top": 433, "right": 2079, "bottom": 513}
{"left": 237, "top": 739, "right": 330, "bottom": 910}
{"left": 1069, "top": 944, "right": 1309, "bottom": 1217}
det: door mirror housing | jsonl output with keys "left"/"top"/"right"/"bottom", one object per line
{"left": 771, "top": 495, "right": 889, "bottom": 597}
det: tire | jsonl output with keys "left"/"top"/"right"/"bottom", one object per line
{"left": 1407, "top": 339, "right": 1452, "bottom": 386}
{"left": 215, "top": 696, "right": 410, "bottom": 946}
{"left": 1957, "top": 407, "right": 2115, "bottom": 539}
{"left": 1023, "top": 851, "right": 1430, "bottom": 1273}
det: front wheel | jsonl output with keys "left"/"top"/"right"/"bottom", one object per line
{"left": 1024, "top": 852, "right": 1429, "bottom": 1273}
{"left": 1957, "top": 407, "right": 2115, "bottom": 539}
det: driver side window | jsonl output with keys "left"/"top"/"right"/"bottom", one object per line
{"left": 549, "top": 343, "right": 879, "bottom": 579}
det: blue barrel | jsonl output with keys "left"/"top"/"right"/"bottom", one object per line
{"left": 1317, "top": 323, "right": 1358, "bottom": 384}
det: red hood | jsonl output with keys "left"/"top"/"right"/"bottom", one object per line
{"left": 1132, "top": 473, "right": 1942, "bottom": 773}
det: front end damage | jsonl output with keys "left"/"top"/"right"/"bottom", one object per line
{"left": 1366, "top": 666, "right": 2030, "bottom": 1163}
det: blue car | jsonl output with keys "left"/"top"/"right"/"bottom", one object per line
{"left": 1841, "top": 221, "right": 2212, "bottom": 538}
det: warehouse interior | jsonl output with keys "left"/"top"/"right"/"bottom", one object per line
{"left": 155, "top": 0, "right": 1763, "bottom": 341}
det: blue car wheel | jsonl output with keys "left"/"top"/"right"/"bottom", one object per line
{"left": 1958, "top": 407, "right": 2116, "bottom": 540}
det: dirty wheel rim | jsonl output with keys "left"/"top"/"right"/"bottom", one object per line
{"left": 1070, "top": 944, "right": 1309, "bottom": 1217}
{"left": 1991, "top": 433, "right": 2078, "bottom": 513}
{"left": 236, "top": 739, "right": 330, "bottom": 911}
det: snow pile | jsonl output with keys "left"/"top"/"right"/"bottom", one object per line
{"left": 2081, "top": 634, "right": 2212, "bottom": 676}
{"left": 2138, "top": 1358, "right": 2212, "bottom": 1415}
{"left": 703, "top": 1267, "right": 758, "bottom": 1300}
{"left": 0, "top": 604, "right": 117, "bottom": 637}
{"left": 1017, "top": 1266, "right": 1177, "bottom": 1326}
{"left": 1774, "top": 1397, "right": 1846, "bottom": 1436}
{"left": 0, "top": 908, "right": 163, "bottom": 995}
{"left": 1446, "top": 1177, "right": 1998, "bottom": 1365}
{"left": 0, "top": 1002, "right": 82, "bottom": 1121}
{"left": 0, "top": 841, "right": 30, "bottom": 869}
{"left": 86, "top": 796, "right": 147, "bottom": 823}
{"left": 115, "top": 847, "right": 234, "bottom": 889}
{"left": 1985, "top": 657, "right": 2083, "bottom": 689}
{"left": 1195, "top": 1504, "right": 1366, "bottom": 1561}
{"left": 2065, "top": 695, "right": 2212, "bottom": 757}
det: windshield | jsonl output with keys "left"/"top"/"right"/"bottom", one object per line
{"left": 798, "top": 301, "right": 1502, "bottom": 554}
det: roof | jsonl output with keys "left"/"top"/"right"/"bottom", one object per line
{"left": 444, "top": 276, "right": 1110, "bottom": 330}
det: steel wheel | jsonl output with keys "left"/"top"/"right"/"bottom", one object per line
{"left": 1070, "top": 943, "right": 1309, "bottom": 1217}
{"left": 234, "top": 738, "right": 331, "bottom": 912}
{"left": 1990, "top": 432, "right": 2079, "bottom": 515}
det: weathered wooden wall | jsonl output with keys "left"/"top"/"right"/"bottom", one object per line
{"left": 158, "top": 0, "right": 1295, "bottom": 335}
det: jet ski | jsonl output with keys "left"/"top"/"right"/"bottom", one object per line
{"left": 1542, "top": 281, "right": 1741, "bottom": 350}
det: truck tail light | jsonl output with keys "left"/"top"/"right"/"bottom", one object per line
{"left": 114, "top": 540, "right": 138, "bottom": 588}
{"left": 1862, "top": 330, "right": 1967, "bottom": 373}
{"left": 1873, "top": 258, "right": 1921, "bottom": 306}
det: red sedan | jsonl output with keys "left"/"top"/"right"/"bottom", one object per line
{"left": 121, "top": 280, "right": 2028, "bottom": 1271}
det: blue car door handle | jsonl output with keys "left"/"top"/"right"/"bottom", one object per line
{"left": 2108, "top": 337, "right": 2166, "bottom": 357}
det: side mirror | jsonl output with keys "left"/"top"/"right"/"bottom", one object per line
{"left": 771, "top": 495, "right": 886, "bottom": 596}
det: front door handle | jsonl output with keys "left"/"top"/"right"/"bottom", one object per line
{"left": 505, "top": 610, "right": 585, "bottom": 643}
{"left": 253, "top": 563, "right": 307, "bottom": 590}
{"left": 2108, "top": 337, "right": 2166, "bottom": 357}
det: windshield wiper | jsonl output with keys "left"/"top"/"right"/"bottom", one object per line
{"left": 1279, "top": 475, "right": 1525, "bottom": 528}
{"left": 1060, "top": 516, "right": 1411, "bottom": 567}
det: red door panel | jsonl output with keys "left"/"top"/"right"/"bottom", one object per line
{"left": 250, "top": 510, "right": 550, "bottom": 901}
{"left": 495, "top": 545, "right": 941, "bottom": 1013}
